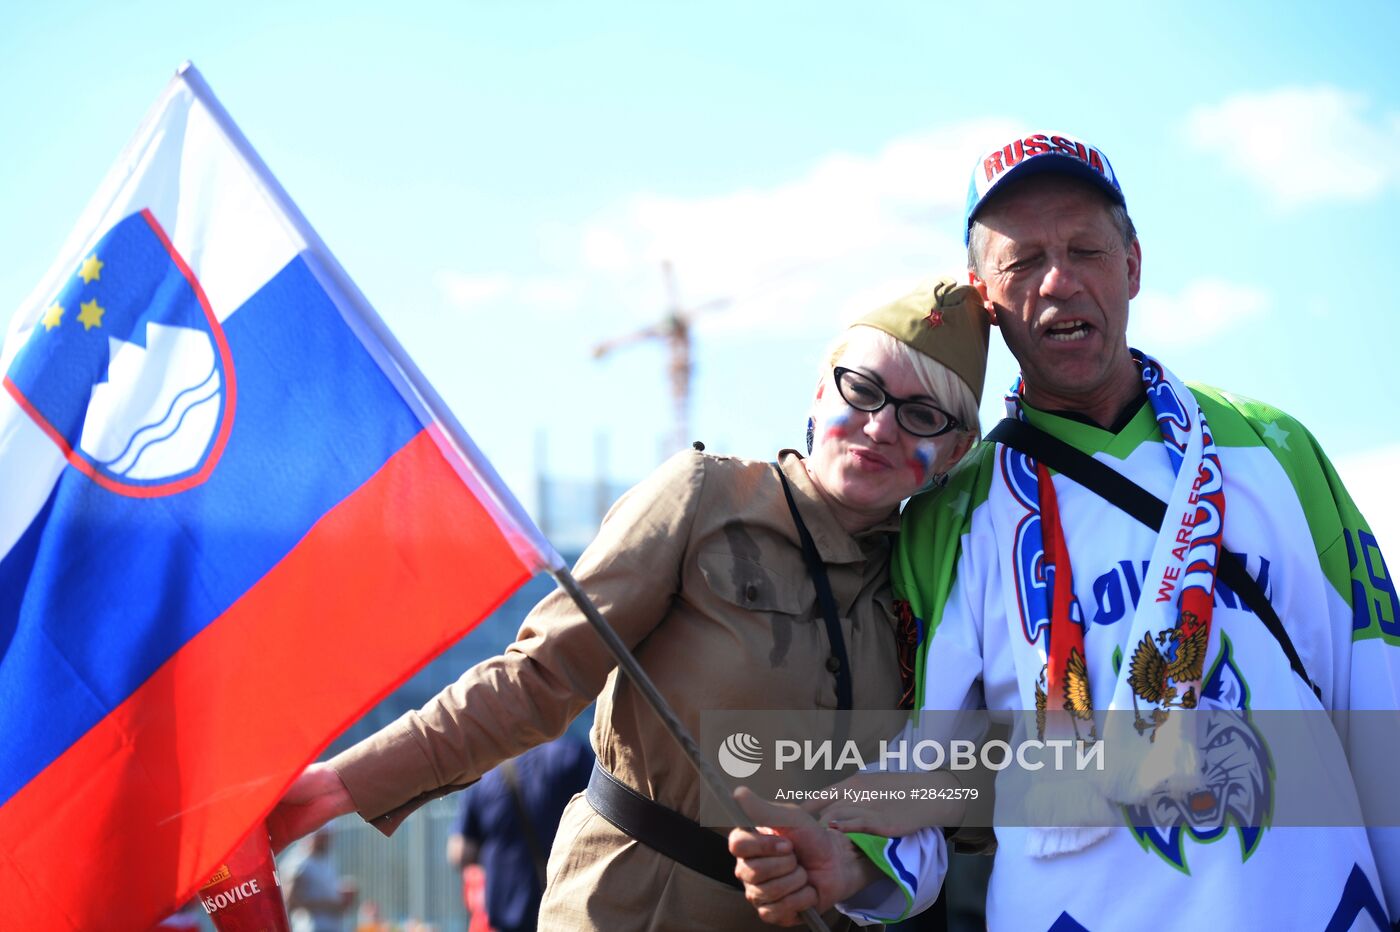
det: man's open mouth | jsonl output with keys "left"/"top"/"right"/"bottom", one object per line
{"left": 1046, "top": 321, "right": 1091, "bottom": 342}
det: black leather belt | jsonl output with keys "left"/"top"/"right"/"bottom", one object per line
{"left": 585, "top": 761, "right": 741, "bottom": 889}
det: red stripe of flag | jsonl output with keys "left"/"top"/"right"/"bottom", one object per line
{"left": 0, "top": 425, "right": 533, "bottom": 927}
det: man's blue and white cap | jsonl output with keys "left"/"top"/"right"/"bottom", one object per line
{"left": 964, "top": 132, "right": 1124, "bottom": 243}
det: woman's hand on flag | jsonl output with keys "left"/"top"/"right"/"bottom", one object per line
{"left": 267, "top": 762, "right": 355, "bottom": 853}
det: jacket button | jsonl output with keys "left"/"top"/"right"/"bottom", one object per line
{"left": 744, "top": 582, "right": 759, "bottom": 602}
{"left": 826, "top": 656, "right": 841, "bottom": 673}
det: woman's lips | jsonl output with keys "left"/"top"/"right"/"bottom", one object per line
{"left": 849, "top": 447, "right": 893, "bottom": 469}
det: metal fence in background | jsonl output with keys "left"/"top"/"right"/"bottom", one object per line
{"left": 278, "top": 795, "right": 470, "bottom": 932}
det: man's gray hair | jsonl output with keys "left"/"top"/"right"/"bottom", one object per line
{"left": 967, "top": 200, "right": 1137, "bottom": 276}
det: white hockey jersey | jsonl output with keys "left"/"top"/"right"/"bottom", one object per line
{"left": 844, "top": 384, "right": 1400, "bottom": 931}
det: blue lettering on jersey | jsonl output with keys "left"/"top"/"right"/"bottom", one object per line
{"left": 1088, "top": 555, "right": 1276, "bottom": 626}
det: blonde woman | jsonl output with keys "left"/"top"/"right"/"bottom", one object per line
{"left": 270, "top": 278, "right": 989, "bottom": 931}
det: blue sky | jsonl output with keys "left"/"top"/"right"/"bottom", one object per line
{"left": 3, "top": 1, "right": 1399, "bottom": 550}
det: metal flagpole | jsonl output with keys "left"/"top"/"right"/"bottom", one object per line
{"left": 551, "top": 567, "right": 832, "bottom": 932}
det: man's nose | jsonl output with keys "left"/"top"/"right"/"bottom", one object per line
{"left": 1040, "top": 257, "right": 1081, "bottom": 300}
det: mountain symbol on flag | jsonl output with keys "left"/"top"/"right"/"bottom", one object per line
{"left": 3, "top": 208, "right": 236, "bottom": 496}
{"left": 80, "top": 322, "right": 222, "bottom": 479}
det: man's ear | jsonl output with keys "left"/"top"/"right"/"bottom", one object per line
{"left": 1126, "top": 237, "right": 1143, "bottom": 300}
{"left": 968, "top": 269, "right": 997, "bottom": 325}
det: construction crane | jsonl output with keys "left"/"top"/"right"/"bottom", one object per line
{"left": 590, "top": 261, "right": 730, "bottom": 457}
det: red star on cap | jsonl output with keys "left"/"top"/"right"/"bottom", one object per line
{"left": 923, "top": 307, "right": 944, "bottom": 328}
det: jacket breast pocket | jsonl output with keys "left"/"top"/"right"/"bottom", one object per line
{"left": 695, "top": 550, "right": 812, "bottom": 617}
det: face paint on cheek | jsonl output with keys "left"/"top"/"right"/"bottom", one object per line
{"left": 905, "top": 440, "right": 939, "bottom": 482}
{"left": 817, "top": 410, "right": 851, "bottom": 445}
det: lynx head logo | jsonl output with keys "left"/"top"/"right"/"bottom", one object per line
{"left": 1125, "top": 634, "right": 1274, "bottom": 872}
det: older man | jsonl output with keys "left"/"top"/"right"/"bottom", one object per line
{"left": 730, "top": 132, "right": 1400, "bottom": 930}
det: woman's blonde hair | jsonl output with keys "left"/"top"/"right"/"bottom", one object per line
{"left": 817, "top": 325, "right": 981, "bottom": 436}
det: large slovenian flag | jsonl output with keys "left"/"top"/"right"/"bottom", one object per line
{"left": 0, "top": 62, "right": 561, "bottom": 927}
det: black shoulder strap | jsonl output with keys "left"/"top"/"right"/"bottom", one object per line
{"left": 987, "top": 418, "right": 1321, "bottom": 700}
{"left": 774, "top": 465, "right": 853, "bottom": 711}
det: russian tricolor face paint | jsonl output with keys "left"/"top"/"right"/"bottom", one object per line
{"left": 906, "top": 438, "right": 940, "bottom": 485}
{"left": 815, "top": 409, "right": 852, "bottom": 447}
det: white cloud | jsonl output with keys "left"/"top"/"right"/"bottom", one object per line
{"left": 432, "top": 118, "right": 1021, "bottom": 345}
{"left": 435, "top": 271, "right": 510, "bottom": 310}
{"left": 434, "top": 270, "right": 582, "bottom": 315}
{"left": 1334, "top": 443, "right": 1400, "bottom": 561}
{"left": 518, "top": 281, "right": 581, "bottom": 308}
{"left": 1129, "top": 278, "right": 1269, "bottom": 347}
{"left": 581, "top": 228, "right": 632, "bottom": 272}
{"left": 576, "top": 117, "right": 1018, "bottom": 337}
{"left": 1186, "top": 86, "right": 1400, "bottom": 207}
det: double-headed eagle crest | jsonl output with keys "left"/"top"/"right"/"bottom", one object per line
{"left": 1034, "top": 647, "right": 1096, "bottom": 741}
{"left": 1127, "top": 610, "right": 1209, "bottom": 740}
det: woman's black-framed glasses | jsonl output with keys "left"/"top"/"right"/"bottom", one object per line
{"left": 833, "top": 366, "right": 962, "bottom": 438}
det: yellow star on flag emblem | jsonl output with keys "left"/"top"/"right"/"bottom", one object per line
{"left": 78, "top": 299, "right": 105, "bottom": 331}
{"left": 78, "top": 254, "right": 104, "bottom": 284}
{"left": 41, "top": 303, "right": 64, "bottom": 331}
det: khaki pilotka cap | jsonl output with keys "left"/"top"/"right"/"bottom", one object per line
{"left": 850, "top": 277, "right": 990, "bottom": 405}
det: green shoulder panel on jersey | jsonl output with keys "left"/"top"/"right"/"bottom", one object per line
{"left": 896, "top": 441, "right": 998, "bottom": 706}
{"left": 1190, "top": 384, "right": 1400, "bottom": 646}
{"left": 846, "top": 832, "right": 915, "bottom": 922}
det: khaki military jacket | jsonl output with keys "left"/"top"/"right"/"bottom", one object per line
{"left": 332, "top": 449, "right": 905, "bottom": 930}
